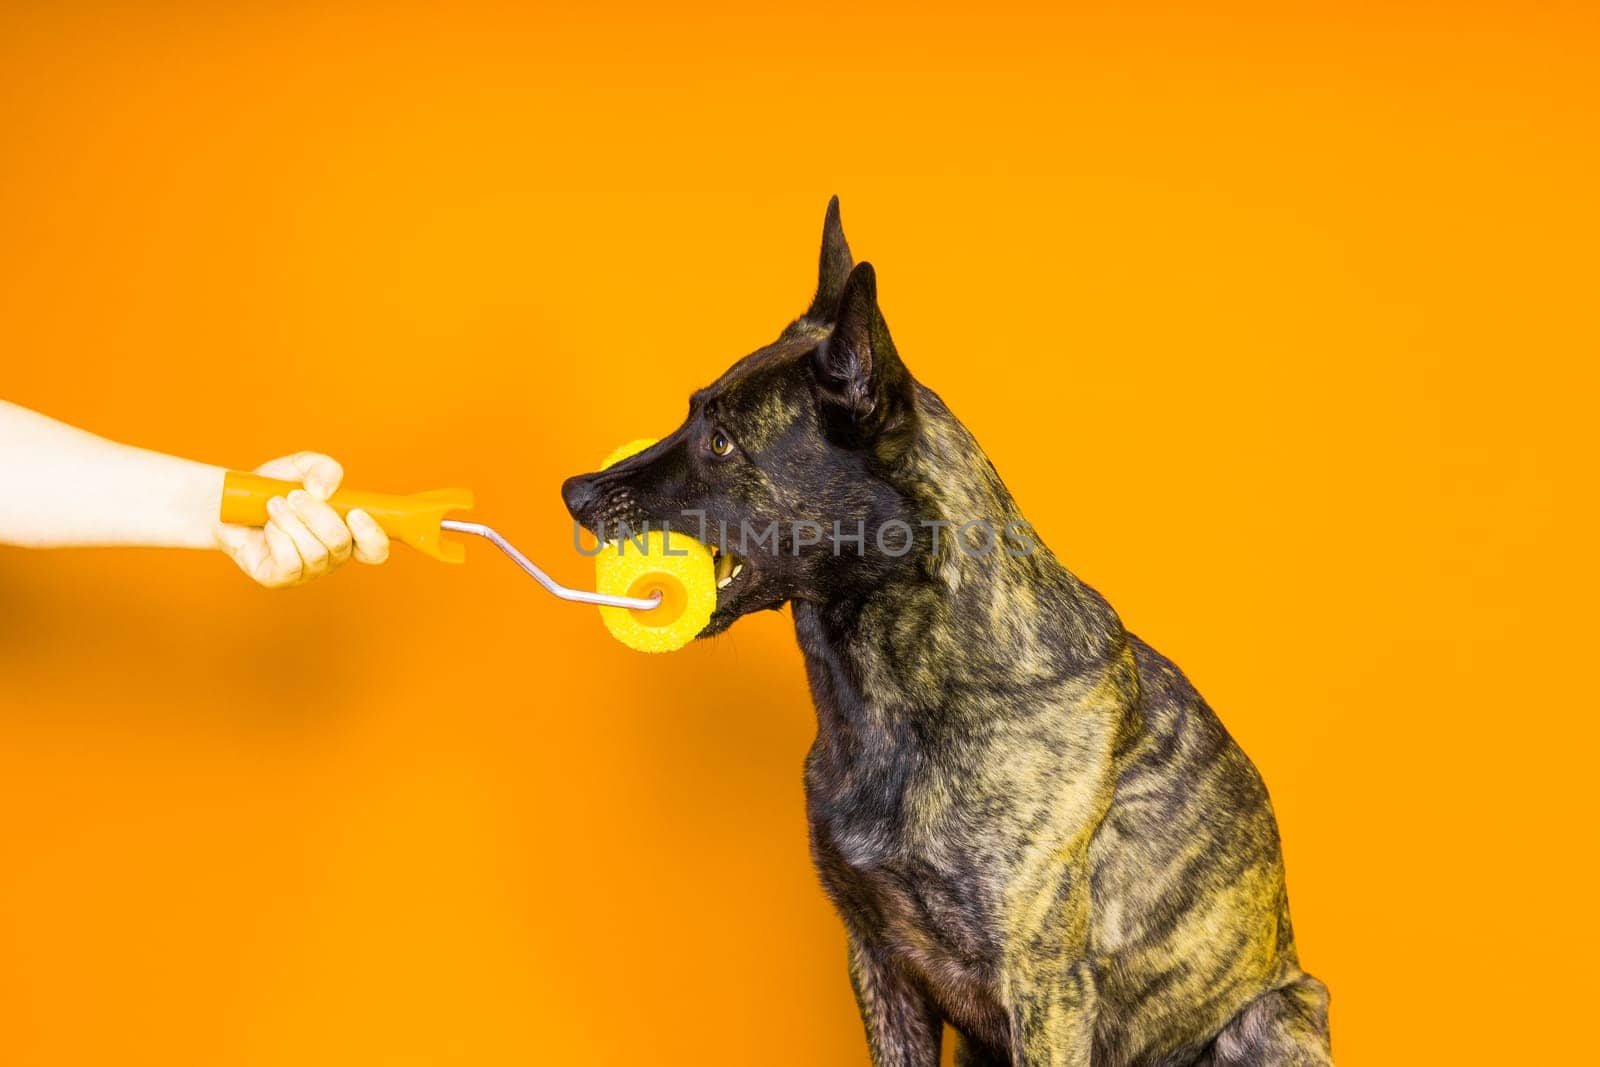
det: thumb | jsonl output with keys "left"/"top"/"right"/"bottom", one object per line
{"left": 257, "top": 451, "right": 344, "bottom": 501}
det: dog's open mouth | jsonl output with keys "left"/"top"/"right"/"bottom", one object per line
{"left": 712, "top": 543, "right": 748, "bottom": 592}
{"left": 702, "top": 541, "right": 769, "bottom": 637}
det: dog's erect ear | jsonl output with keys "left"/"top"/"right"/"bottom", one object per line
{"left": 813, "top": 261, "right": 917, "bottom": 459}
{"left": 804, "top": 196, "right": 854, "bottom": 323}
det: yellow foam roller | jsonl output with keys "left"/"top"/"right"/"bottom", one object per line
{"left": 600, "top": 437, "right": 660, "bottom": 470}
{"left": 594, "top": 439, "right": 717, "bottom": 653}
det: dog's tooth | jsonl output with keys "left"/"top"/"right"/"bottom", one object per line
{"left": 731, "top": 563, "right": 744, "bottom": 579}
{"left": 717, "top": 576, "right": 733, "bottom": 589}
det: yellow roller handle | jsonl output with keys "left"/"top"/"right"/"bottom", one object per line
{"left": 219, "top": 471, "right": 475, "bottom": 563}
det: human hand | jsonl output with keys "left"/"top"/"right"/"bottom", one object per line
{"left": 213, "top": 451, "right": 389, "bottom": 588}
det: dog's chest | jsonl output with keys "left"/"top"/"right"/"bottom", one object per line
{"left": 805, "top": 732, "right": 1010, "bottom": 1030}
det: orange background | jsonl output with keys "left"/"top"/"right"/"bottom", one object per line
{"left": 2, "top": 3, "right": 1595, "bottom": 1064}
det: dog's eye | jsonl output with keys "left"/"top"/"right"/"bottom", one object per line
{"left": 709, "top": 431, "right": 734, "bottom": 457}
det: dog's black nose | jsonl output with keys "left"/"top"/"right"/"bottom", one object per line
{"left": 561, "top": 473, "right": 600, "bottom": 520}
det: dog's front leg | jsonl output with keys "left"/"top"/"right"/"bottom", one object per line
{"left": 1008, "top": 958, "right": 1097, "bottom": 1067}
{"left": 1004, "top": 865, "right": 1098, "bottom": 1067}
{"left": 847, "top": 937, "right": 942, "bottom": 1067}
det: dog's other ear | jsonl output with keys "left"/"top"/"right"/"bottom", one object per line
{"left": 804, "top": 195, "right": 854, "bottom": 323}
{"left": 813, "top": 261, "right": 917, "bottom": 460}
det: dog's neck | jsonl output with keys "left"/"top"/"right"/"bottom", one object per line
{"left": 792, "top": 386, "right": 1127, "bottom": 730}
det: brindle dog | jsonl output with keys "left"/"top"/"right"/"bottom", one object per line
{"left": 562, "top": 199, "right": 1332, "bottom": 1066}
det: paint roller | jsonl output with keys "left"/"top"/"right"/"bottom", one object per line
{"left": 216, "top": 439, "right": 714, "bottom": 652}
